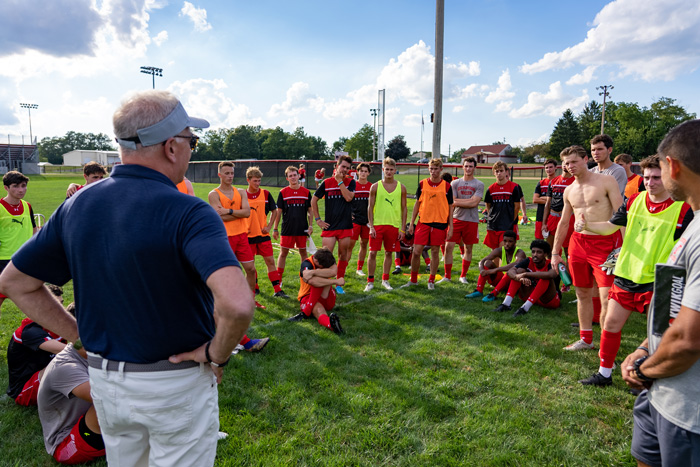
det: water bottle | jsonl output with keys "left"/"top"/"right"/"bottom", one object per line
{"left": 557, "top": 262, "right": 572, "bottom": 286}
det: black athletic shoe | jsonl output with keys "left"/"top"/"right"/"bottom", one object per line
{"left": 288, "top": 312, "right": 310, "bottom": 322}
{"left": 329, "top": 313, "right": 343, "bottom": 334}
{"left": 255, "top": 288, "right": 260, "bottom": 296}
{"left": 512, "top": 307, "right": 528, "bottom": 317}
{"left": 494, "top": 304, "right": 511, "bottom": 312}
{"left": 274, "top": 290, "right": 290, "bottom": 299}
{"left": 579, "top": 372, "right": 612, "bottom": 387}
{"left": 392, "top": 266, "right": 403, "bottom": 275}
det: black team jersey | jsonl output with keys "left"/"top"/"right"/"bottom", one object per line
{"left": 6, "top": 319, "right": 61, "bottom": 399}
{"left": 314, "top": 177, "right": 356, "bottom": 231}
{"left": 277, "top": 186, "right": 312, "bottom": 236}
{"left": 484, "top": 181, "right": 524, "bottom": 232}
{"left": 545, "top": 175, "right": 575, "bottom": 213}
{"left": 534, "top": 178, "right": 554, "bottom": 222}
{"left": 352, "top": 181, "right": 372, "bottom": 226}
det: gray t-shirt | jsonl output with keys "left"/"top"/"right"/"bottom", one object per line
{"left": 37, "top": 344, "right": 91, "bottom": 455}
{"left": 451, "top": 178, "right": 485, "bottom": 223}
{"left": 590, "top": 162, "right": 627, "bottom": 196}
{"left": 648, "top": 211, "right": 700, "bottom": 433}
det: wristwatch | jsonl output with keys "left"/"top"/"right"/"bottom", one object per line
{"left": 633, "top": 356, "right": 655, "bottom": 382}
{"left": 228, "top": 209, "right": 233, "bottom": 216}
{"left": 205, "top": 341, "right": 230, "bottom": 368}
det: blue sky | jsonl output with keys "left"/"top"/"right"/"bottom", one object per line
{"left": 1, "top": 0, "right": 699, "bottom": 156}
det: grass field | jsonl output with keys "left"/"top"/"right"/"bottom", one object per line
{"left": 0, "top": 175, "right": 644, "bottom": 466}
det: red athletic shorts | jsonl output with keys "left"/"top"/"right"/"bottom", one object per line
{"left": 536, "top": 293, "right": 561, "bottom": 309}
{"left": 484, "top": 226, "right": 519, "bottom": 249}
{"left": 321, "top": 229, "right": 353, "bottom": 239}
{"left": 53, "top": 415, "right": 106, "bottom": 464}
{"left": 228, "top": 233, "right": 254, "bottom": 263}
{"left": 448, "top": 219, "right": 479, "bottom": 244}
{"left": 608, "top": 283, "right": 653, "bottom": 314}
{"left": 568, "top": 231, "right": 622, "bottom": 288}
{"left": 299, "top": 288, "right": 336, "bottom": 314}
{"left": 369, "top": 225, "right": 400, "bottom": 252}
{"left": 535, "top": 221, "right": 544, "bottom": 240}
{"left": 351, "top": 223, "right": 370, "bottom": 241}
{"left": 14, "top": 370, "right": 41, "bottom": 406}
{"left": 249, "top": 240, "right": 274, "bottom": 257}
{"left": 281, "top": 235, "right": 307, "bottom": 249}
{"left": 414, "top": 222, "right": 447, "bottom": 247}
{"left": 546, "top": 213, "right": 574, "bottom": 249}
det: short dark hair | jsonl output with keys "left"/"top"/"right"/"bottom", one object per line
{"left": 3, "top": 171, "right": 29, "bottom": 187}
{"left": 614, "top": 153, "right": 633, "bottom": 165}
{"left": 544, "top": 159, "right": 557, "bottom": 167}
{"left": 356, "top": 162, "right": 371, "bottom": 173}
{"left": 657, "top": 119, "right": 700, "bottom": 175}
{"left": 441, "top": 172, "right": 453, "bottom": 183}
{"left": 560, "top": 145, "right": 588, "bottom": 161}
{"left": 504, "top": 230, "right": 517, "bottom": 240}
{"left": 591, "top": 134, "right": 614, "bottom": 149}
{"left": 530, "top": 239, "right": 551, "bottom": 256}
{"left": 463, "top": 156, "right": 477, "bottom": 167}
{"left": 640, "top": 154, "right": 661, "bottom": 171}
{"left": 46, "top": 284, "right": 63, "bottom": 298}
{"left": 337, "top": 155, "right": 353, "bottom": 167}
{"left": 313, "top": 247, "right": 336, "bottom": 268}
{"left": 83, "top": 161, "right": 107, "bottom": 177}
{"left": 66, "top": 302, "right": 76, "bottom": 317}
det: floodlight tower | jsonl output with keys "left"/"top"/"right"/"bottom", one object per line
{"left": 377, "top": 89, "right": 385, "bottom": 160}
{"left": 596, "top": 84, "right": 613, "bottom": 134}
{"left": 370, "top": 108, "right": 378, "bottom": 160}
{"left": 19, "top": 103, "right": 38, "bottom": 144}
{"left": 140, "top": 66, "right": 163, "bottom": 89}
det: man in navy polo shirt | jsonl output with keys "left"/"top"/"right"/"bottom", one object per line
{"left": 0, "top": 90, "right": 254, "bottom": 466}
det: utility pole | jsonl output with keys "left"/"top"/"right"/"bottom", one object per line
{"left": 370, "top": 108, "right": 378, "bottom": 161}
{"left": 432, "top": 0, "right": 444, "bottom": 161}
{"left": 140, "top": 66, "right": 163, "bottom": 89}
{"left": 596, "top": 84, "right": 613, "bottom": 134}
{"left": 19, "top": 103, "right": 38, "bottom": 144}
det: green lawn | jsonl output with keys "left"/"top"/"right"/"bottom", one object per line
{"left": 0, "top": 176, "right": 643, "bottom": 466}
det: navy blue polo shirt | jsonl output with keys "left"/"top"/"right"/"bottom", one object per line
{"left": 12, "top": 164, "right": 240, "bottom": 363}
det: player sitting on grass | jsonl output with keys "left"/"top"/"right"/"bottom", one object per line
{"left": 66, "top": 161, "right": 107, "bottom": 198}
{"left": 288, "top": 247, "right": 344, "bottom": 334}
{"left": 465, "top": 230, "right": 526, "bottom": 301}
{"left": 493, "top": 239, "right": 561, "bottom": 316}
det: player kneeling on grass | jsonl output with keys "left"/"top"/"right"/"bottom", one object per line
{"left": 493, "top": 239, "right": 561, "bottom": 316}
{"left": 288, "top": 247, "right": 343, "bottom": 334}
{"left": 465, "top": 230, "right": 526, "bottom": 302}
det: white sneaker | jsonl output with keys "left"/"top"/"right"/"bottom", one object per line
{"left": 401, "top": 281, "right": 418, "bottom": 288}
{"left": 381, "top": 280, "right": 393, "bottom": 290}
{"left": 363, "top": 282, "right": 374, "bottom": 292}
{"left": 436, "top": 277, "right": 451, "bottom": 284}
{"left": 459, "top": 276, "right": 469, "bottom": 284}
{"left": 356, "top": 269, "right": 366, "bottom": 276}
{"left": 218, "top": 431, "right": 229, "bottom": 441}
{"left": 428, "top": 282, "right": 435, "bottom": 290}
{"left": 564, "top": 339, "right": 596, "bottom": 351}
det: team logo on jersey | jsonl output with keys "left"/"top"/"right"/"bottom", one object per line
{"left": 11, "top": 218, "right": 24, "bottom": 226}
{"left": 384, "top": 197, "right": 394, "bottom": 206}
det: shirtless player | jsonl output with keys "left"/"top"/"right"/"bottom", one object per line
{"left": 551, "top": 146, "right": 623, "bottom": 351}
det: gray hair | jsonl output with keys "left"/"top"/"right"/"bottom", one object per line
{"left": 113, "top": 90, "right": 180, "bottom": 152}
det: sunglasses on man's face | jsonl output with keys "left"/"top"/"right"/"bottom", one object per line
{"left": 172, "top": 134, "right": 199, "bottom": 150}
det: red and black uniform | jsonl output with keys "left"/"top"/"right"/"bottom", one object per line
{"left": 6, "top": 318, "right": 62, "bottom": 406}
{"left": 351, "top": 181, "right": 372, "bottom": 240}
{"left": 545, "top": 174, "right": 575, "bottom": 247}
{"left": 483, "top": 181, "right": 524, "bottom": 248}
{"left": 277, "top": 186, "right": 312, "bottom": 248}
{"left": 505, "top": 257, "right": 560, "bottom": 308}
{"left": 314, "top": 177, "right": 356, "bottom": 235}
{"left": 534, "top": 178, "right": 554, "bottom": 239}
{"left": 299, "top": 168, "right": 306, "bottom": 180}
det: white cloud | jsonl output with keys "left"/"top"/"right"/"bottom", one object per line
{"left": 508, "top": 81, "right": 589, "bottom": 119}
{"left": 485, "top": 69, "right": 515, "bottom": 104}
{"left": 268, "top": 82, "right": 324, "bottom": 117}
{"left": 520, "top": 0, "right": 700, "bottom": 81}
{"left": 453, "top": 105, "right": 465, "bottom": 113}
{"left": 153, "top": 30, "right": 168, "bottom": 46}
{"left": 168, "top": 78, "right": 264, "bottom": 128}
{"left": 566, "top": 65, "right": 597, "bottom": 85}
{"left": 494, "top": 101, "right": 512, "bottom": 113}
{"left": 516, "top": 133, "right": 550, "bottom": 147}
{"left": 180, "top": 2, "right": 212, "bottom": 32}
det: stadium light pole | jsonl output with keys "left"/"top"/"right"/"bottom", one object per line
{"left": 140, "top": 66, "right": 163, "bottom": 89}
{"left": 19, "top": 103, "right": 38, "bottom": 144}
{"left": 370, "top": 108, "right": 378, "bottom": 161}
{"left": 596, "top": 84, "right": 613, "bottom": 134}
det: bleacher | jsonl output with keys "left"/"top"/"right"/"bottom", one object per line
{"left": 0, "top": 143, "right": 39, "bottom": 173}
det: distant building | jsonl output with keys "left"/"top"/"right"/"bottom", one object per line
{"left": 62, "top": 150, "right": 120, "bottom": 166}
{"left": 461, "top": 144, "right": 516, "bottom": 165}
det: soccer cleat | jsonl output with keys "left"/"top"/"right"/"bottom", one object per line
{"left": 363, "top": 282, "right": 374, "bottom": 292}
{"left": 218, "top": 432, "right": 229, "bottom": 441}
{"left": 425, "top": 265, "right": 431, "bottom": 273}
{"left": 244, "top": 337, "right": 270, "bottom": 352}
{"left": 579, "top": 372, "right": 613, "bottom": 387}
{"left": 392, "top": 266, "right": 402, "bottom": 275}
{"left": 288, "top": 312, "right": 311, "bottom": 322}
{"left": 335, "top": 285, "right": 345, "bottom": 294}
{"left": 512, "top": 307, "right": 528, "bottom": 317}
{"left": 273, "top": 290, "right": 290, "bottom": 299}
{"left": 494, "top": 304, "right": 511, "bottom": 312}
{"left": 231, "top": 344, "right": 245, "bottom": 354}
{"left": 482, "top": 293, "right": 497, "bottom": 303}
{"left": 255, "top": 301, "right": 266, "bottom": 309}
{"left": 465, "top": 290, "right": 483, "bottom": 299}
{"left": 427, "top": 282, "right": 435, "bottom": 290}
{"left": 459, "top": 276, "right": 469, "bottom": 284}
{"left": 436, "top": 277, "right": 451, "bottom": 284}
{"left": 329, "top": 313, "right": 343, "bottom": 334}
{"left": 355, "top": 269, "right": 366, "bottom": 276}
{"left": 401, "top": 281, "right": 418, "bottom": 288}
{"left": 381, "top": 280, "right": 393, "bottom": 290}
{"left": 564, "top": 339, "right": 596, "bottom": 351}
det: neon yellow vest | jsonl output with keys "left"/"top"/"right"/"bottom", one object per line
{"left": 0, "top": 200, "right": 33, "bottom": 260}
{"left": 501, "top": 247, "right": 522, "bottom": 266}
{"left": 615, "top": 192, "right": 683, "bottom": 284}
{"left": 373, "top": 181, "right": 402, "bottom": 227}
